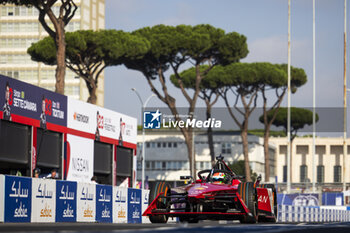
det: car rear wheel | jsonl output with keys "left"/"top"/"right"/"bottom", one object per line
{"left": 238, "top": 182, "right": 257, "bottom": 223}
{"left": 258, "top": 184, "right": 277, "bottom": 223}
{"left": 149, "top": 181, "right": 171, "bottom": 223}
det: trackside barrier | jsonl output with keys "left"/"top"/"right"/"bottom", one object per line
{"left": 2, "top": 175, "right": 350, "bottom": 224}
{"left": 0, "top": 175, "right": 149, "bottom": 223}
{"left": 277, "top": 204, "right": 350, "bottom": 222}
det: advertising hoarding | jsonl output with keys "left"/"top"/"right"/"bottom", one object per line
{"left": 142, "top": 189, "right": 150, "bottom": 223}
{"left": 0, "top": 75, "right": 67, "bottom": 128}
{"left": 56, "top": 180, "right": 77, "bottom": 222}
{"left": 127, "top": 188, "right": 141, "bottom": 223}
{"left": 66, "top": 134, "right": 94, "bottom": 183}
{"left": 96, "top": 184, "right": 112, "bottom": 222}
{"left": 0, "top": 175, "right": 4, "bottom": 222}
{"left": 67, "top": 98, "right": 137, "bottom": 145}
{"left": 77, "top": 182, "right": 96, "bottom": 222}
{"left": 113, "top": 186, "right": 128, "bottom": 223}
{"left": 4, "top": 176, "right": 32, "bottom": 222}
{"left": 31, "top": 178, "right": 56, "bottom": 222}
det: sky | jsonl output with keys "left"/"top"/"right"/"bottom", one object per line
{"left": 103, "top": 0, "right": 349, "bottom": 129}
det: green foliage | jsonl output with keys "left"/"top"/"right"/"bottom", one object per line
{"left": 227, "top": 160, "right": 257, "bottom": 182}
{"left": 248, "top": 129, "right": 286, "bottom": 137}
{"left": 28, "top": 30, "right": 150, "bottom": 67}
{"left": 276, "top": 64, "right": 307, "bottom": 92}
{"left": 260, "top": 107, "right": 319, "bottom": 137}
{"left": 125, "top": 24, "right": 248, "bottom": 78}
{"left": 171, "top": 62, "right": 288, "bottom": 93}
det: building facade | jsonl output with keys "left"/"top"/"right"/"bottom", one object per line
{"left": 270, "top": 137, "right": 350, "bottom": 192}
{"left": 136, "top": 130, "right": 277, "bottom": 183}
{"left": 0, "top": 0, "right": 105, "bottom": 106}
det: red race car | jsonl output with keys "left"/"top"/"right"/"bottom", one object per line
{"left": 143, "top": 155, "right": 277, "bottom": 224}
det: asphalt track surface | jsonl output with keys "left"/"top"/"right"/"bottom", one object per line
{"left": 1, "top": 221, "right": 350, "bottom": 233}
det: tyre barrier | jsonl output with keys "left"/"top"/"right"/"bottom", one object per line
{"left": 277, "top": 205, "right": 350, "bottom": 223}
{"left": 0, "top": 175, "right": 150, "bottom": 223}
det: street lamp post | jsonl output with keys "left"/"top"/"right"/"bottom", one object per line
{"left": 131, "top": 88, "right": 155, "bottom": 189}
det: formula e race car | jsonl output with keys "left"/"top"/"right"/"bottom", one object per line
{"left": 143, "top": 155, "right": 277, "bottom": 224}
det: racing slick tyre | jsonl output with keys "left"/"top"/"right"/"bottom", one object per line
{"left": 238, "top": 182, "right": 257, "bottom": 223}
{"left": 258, "top": 184, "right": 277, "bottom": 223}
{"left": 149, "top": 181, "right": 171, "bottom": 223}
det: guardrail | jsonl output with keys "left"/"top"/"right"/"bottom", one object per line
{"left": 277, "top": 205, "right": 350, "bottom": 222}
{"left": 0, "top": 175, "right": 150, "bottom": 223}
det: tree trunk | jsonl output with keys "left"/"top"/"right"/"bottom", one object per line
{"left": 206, "top": 105, "right": 215, "bottom": 166}
{"left": 264, "top": 128, "right": 270, "bottom": 182}
{"left": 241, "top": 128, "right": 251, "bottom": 181}
{"left": 87, "top": 81, "right": 97, "bottom": 104}
{"left": 185, "top": 134, "right": 195, "bottom": 179}
{"left": 54, "top": 21, "right": 66, "bottom": 95}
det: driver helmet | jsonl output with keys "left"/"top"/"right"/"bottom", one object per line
{"left": 212, "top": 172, "right": 226, "bottom": 183}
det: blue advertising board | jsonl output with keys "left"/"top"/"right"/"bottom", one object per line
{"left": 277, "top": 193, "right": 319, "bottom": 206}
{"left": 96, "top": 184, "right": 112, "bottom": 223}
{"left": 0, "top": 75, "right": 67, "bottom": 128}
{"left": 127, "top": 188, "right": 141, "bottom": 223}
{"left": 322, "top": 192, "right": 344, "bottom": 205}
{"left": 56, "top": 180, "right": 77, "bottom": 222}
{"left": 4, "top": 176, "right": 32, "bottom": 222}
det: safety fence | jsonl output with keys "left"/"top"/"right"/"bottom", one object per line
{"left": 277, "top": 205, "right": 350, "bottom": 222}
{"left": 0, "top": 175, "right": 150, "bottom": 223}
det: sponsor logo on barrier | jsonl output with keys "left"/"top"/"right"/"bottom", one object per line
{"left": 99, "top": 189, "right": 111, "bottom": 202}
{"left": 36, "top": 184, "right": 53, "bottom": 199}
{"left": 10, "top": 181, "right": 29, "bottom": 198}
{"left": 101, "top": 206, "right": 111, "bottom": 218}
{"left": 14, "top": 202, "right": 28, "bottom": 218}
{"left": 132, "top": 207, "right": 140, "bottom": 219}
{"left": 81, "top": 187, "right": 94, "bottom": 201}
{"left": 59, "top": 185, "right": 75, "bottom": 200}
{"left": 83, "top": 206, "right": 93, "bottom": 218}
{"left": 63, "top": 204, "right": 74, "bottom": 218}
{"left": 118, "top": 208, "right": 126, "bottom": 218}
{"left": 292, "top": 195, "right": 318, "bottom": 206}
{"left": 115, "top": 190, "right": 126, "bottom": 203}
{"left": 130, "top": 191, "right": 140, "bottom": 204}
{"left": 40, "top": 204, "right": 52, "bottom": 218}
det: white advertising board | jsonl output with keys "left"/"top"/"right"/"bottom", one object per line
{"left": 77, "top": 182, "right": 96, "bottom": 222}
{"left": 142, "top": 189, "right": 150, "bottom": 223}
{"left": 66, "top": 134, "right": 94, "bottom": 183}
{"left": 31, "top": 179, "right": 56, "bottom": 222}
{"left": 0, "top": 175, "right": 4, "bottom": 222}
{"left": 113, "top": 186, "right": 128, "bottom": 223}
{"left": 67, "top": 98, "right": 137, "bottom": 145}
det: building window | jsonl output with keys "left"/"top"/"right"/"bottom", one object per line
{"left": 300, "top": 165, "right": 308, "bottom": 182}
{"left": 283, "top": 165, "right": 287, "bottom": 183}
{"left": 168, "top": 142, "right": 172, "bottom": 148}
{"left": 221, "top": 143, "right": 231, "bottom": 154}
{"left": 151, "top": 142, "right": 156, "bottom": 148}
{"left": 334, "top": 165, "right": 342, "bottom": 183}
{"left": 162, "top": 162, "right": 166, "bottom": 170}
{"left": 157, "top": 142, "right": 161, "bottom": 148}
{"left": 155, "top": 161, "right": 161, "bottom": 170}
{"left": 173, "top": 142, "right": 177, "bottom": 148}
{"left": 317, "top": 165, "right": 324, "bottom": 183}
{"left": 162, "top": 142, "right": 166, "bottom": 148}
{"left": 146, "top": 161, "right": 150, "bottom": 169}
{"left": 146, "top": 142, "right": 150, "bottom": 148}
